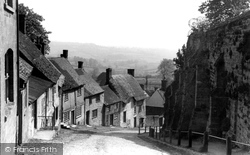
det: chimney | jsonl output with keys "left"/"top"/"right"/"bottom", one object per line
{"left": 161, "top": 78, "right": 167, "bottom": 91}
{"left": 62, "top": 50, "right": 68, "bottom": 59}
{"left": 19, "top": 14, "right": 26, "bottom": 34}
{"left": 127, "top": 69, "right": 135, "bottom": 77}
{"left": 106, "top": 68, "right": 112, "bottom": 85}
{"left": 78, "top": 61, "right": 83, "bottom": 69}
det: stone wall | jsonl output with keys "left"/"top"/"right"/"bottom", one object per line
{"left": 186, "top": 11, "right": 250, "bottom": 144}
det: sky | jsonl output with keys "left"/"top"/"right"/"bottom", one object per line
{"left": 19, "top": 0, "right": 205, "bottom": 58}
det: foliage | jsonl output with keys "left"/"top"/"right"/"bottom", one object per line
{"left": 19, "top": 3, "right": 51, "bottom": 53}
{"left": 157, "top": 59, "right": 175, "bottom": 80}
{"left": 173, "top": 44, "right": 186, "bottom": 69}
{"left": 199, "top": 0, "right": 250, "bottom": 26}
{"left": 189, "top": 17, "right": 211, "bottom": 32}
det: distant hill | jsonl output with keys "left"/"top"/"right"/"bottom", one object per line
{"left": 48, "top": 41, "right": 176, "bottom": 76}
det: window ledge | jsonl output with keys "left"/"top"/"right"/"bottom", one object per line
{"left": 4, "top": 3, "right": 14, "bottom": 14}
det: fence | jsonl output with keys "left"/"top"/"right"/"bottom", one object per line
{"left": 138, "top": 125, "right": 250, "bottom": 155}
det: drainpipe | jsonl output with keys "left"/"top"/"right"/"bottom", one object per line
{"left": 16, "top": 0, "right": 21, "bottom": 146}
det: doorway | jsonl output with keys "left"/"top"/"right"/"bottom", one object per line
{"left": 71, "top": 111, "right": 75, "bottom": 124}
{"left": 86, "top": 111, "right": 90, "bottom": 125}
{"left": 110, "top": 114, "right": 113, "bottom": 126}
{"left": 134, "top": 117, "right": 137, "bottom": 127}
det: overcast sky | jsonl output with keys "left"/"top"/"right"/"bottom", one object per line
{"left": 19, "top": 0, "right": 204, "bottom": 58}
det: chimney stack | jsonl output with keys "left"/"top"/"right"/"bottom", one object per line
{"left": 62, "top": 50, "right": 68, "bottom": 59}
{"left": 106, "top": 68, "right": 112, "bottom": 85}
{"left": 78, "top": 61, "right": 83, "bottom": 69}
{"left": 19, "top": 14, "right": 26, "bottom": 34}
{"left": 127, "top": 69, "right": 135, "bottom": 77}
{"left": 161, "top": 77, "right": 167, "bottom": 91}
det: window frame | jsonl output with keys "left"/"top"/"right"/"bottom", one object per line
{"left": 77, "top": 88, "right": 82, "bottom": 97}
{"left": 96, "top": 94, "right": 100, "bottom": 103}
{"left": 92, "top": 109, "right": 98, "bottom": 118}
{"left": 64, "top": 93, "right": 69, "bottom": 102}
{"left": 5, "top": 49, "right": 14, "bottom": 103}
{"left": 4, "top": 0, "right": 14, "bottom": 13}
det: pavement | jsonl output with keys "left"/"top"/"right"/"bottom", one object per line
{"left": 137, "top": 128, "right": 250, "bottom": 155}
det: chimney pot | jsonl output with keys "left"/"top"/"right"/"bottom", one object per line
{"left": 63, "top": 50, "right": 68, "bottom": 59}
{"left": 106, "top": 68, "right": 112, "bottom": 85}
{"left": 19, "top": 14, "right": 26, "bottom": 34}
{"left": 78, "top": 61, "right": 83, "bottom": 69}
{"left": 127, "top": 69, "right": 135, "bottom": 77}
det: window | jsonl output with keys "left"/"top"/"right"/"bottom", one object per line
{"left": 89, "top": 97, "right": 92, "bottom": 104}
{"left": 64, "top": 111, "right": 70, "bottom": 121}
{"left": 96, "top": 95, "right": 100, "bottom": 102}
{"left": 123, "top": 111, "right": 126, "bottom": 123}
{"left": 76, "top": 106, "right": 82, "bottom": 118}
{"left": 5, "top": 49, "right": 14, "bottom": 103}
{"left": 4, "top": 0, "right": 14, "bottom": 13}
{"left": 64, "top": 93, "right": 69, "bottom": 102}
{"left": 106, "top": 105, "right": 110, "bottom": 112}
{"left": 77, "top": 88, "right": 82, "bottom": 97}
{"left": 114, "top": 103, "right": 118, "bottom": 110}
{"left": 92, "top": 109, "right": 98, "bottom": 118}
{"left": 134, "top": 106, "right": 136, "bottom": 114}
{"left": 139, "top": 105, "right": 142, "bottom": 113}
{"left": 6, "top": 0, "right": 13, "bottom": 7}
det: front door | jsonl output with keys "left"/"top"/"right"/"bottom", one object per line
{"left": 134, "top": 117, "right": 137, "bottom": 127}
{"left": 110, "top": 114, "right": 113, "bottom": 126}
{"left": 71, "top": 111, "right": 75, "bottom": 124}
{"left": 86, "top": 111, "right": 90, "bottom": 125}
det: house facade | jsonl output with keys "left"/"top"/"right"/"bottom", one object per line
{"left": 18, "top": 28, "right": 65, "bottom": 143}
{"left": 102, "top": 85, "right": 121, "bottom": 126}
{"left": 101, "top": 68, "right": 148, "bottom": 128}
{"left": 50, "top": 51, "right": 85, "bottom": 127}
{"left": 0, "top": 0, "right": 18, "bottom": 151}
{"left": 145, "top": 80, "right": 166, "bottom": 127}
{"left": 75, "top": 61, "right": 104, "bottom": 126}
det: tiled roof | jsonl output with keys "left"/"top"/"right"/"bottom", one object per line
{"left": 110, "top": 74, "right": 148, "bottom": 102}
{"left": 146, "top": 89, "right": 165, "bottom": 107}
{"left": 19, "top": 57, "right": 33, "bottom": 82}
{"left": 101, "top": 85, "right": 121, "bottom": 105}
{"left": 75, "top": 68, "right": 103, "bottom": 97}
{"left": 19, "top": 32, "right": 61, "bottom": 83}
{"left": 49, "top": 57, "right": 84, "bottom": 91}
{"left": 29, "top": 75, "right": 53, "bottom": 103}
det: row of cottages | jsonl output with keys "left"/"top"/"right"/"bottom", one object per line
{"left": 18, "top": 16, "right": 65, "bottom": 144}
{"left": 75, "top": 61, "right": 104, "bottom": 126}
{"left": 164, "top": 11, "right": 250, "bottom": 145}
{"left": 145, "top": 78, "right": 166, "bottom": 127}
{"left": 49, "top": 52, "right": 85, "bottom": 127}
{"left": 98, "top": 68, "right": 148, "bottom": 128}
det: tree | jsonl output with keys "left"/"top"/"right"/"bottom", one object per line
{"left": 173, "top": 44, "right": 186, "bottom": 69}
{"left": 19, "top": 3, "right": 51, "bottom": 54}
{"left": 199, "top": 0, "right": 250, "bottom": 26}
{"left": 157, "top": 59, "right": 175, "bottom": 80}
